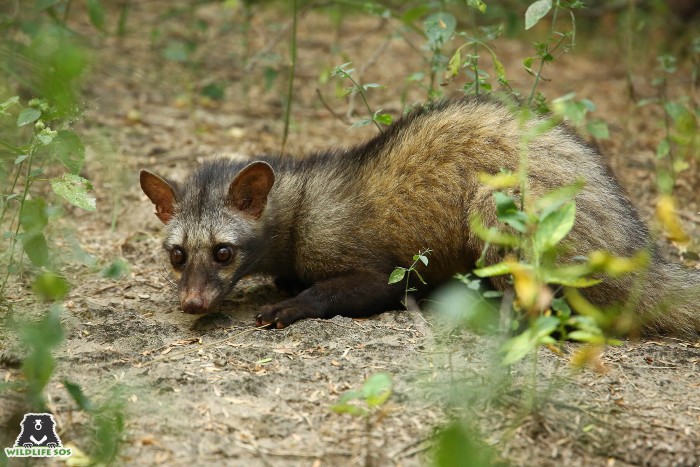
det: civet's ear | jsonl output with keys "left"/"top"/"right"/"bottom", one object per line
{"left": 140, "top": 170, "right": 177, "bottom": 224}
{"left": 228, "top": 161, "right": 275, "bottom": 219}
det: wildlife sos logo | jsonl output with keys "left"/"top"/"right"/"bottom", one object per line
{"left": 4, "top": 413, "right": 72, "bottom": 458}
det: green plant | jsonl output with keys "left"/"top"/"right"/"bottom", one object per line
{"left": 0, "top": 96, "right": 94, "bottom": 302}
{"left": 331, "top": 62, "right": 393, "bottom": 131}
{"left": 332, "top": 372, "right": 393, "bottom": 466}
{"left": 522, "top": 0, "right": 583, "bottom": 111}
{"left": 388, "top": 248, "right": 432, "bottom": 308}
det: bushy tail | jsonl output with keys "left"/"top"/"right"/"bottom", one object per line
{"left": 641, "top": 259, "right": 700, "bottom": 338}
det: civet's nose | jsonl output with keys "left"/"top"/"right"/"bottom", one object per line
{"left": 182, "top": 296, "right": 208, "bottom": 314}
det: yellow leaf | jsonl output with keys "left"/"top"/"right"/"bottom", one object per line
{"left": 477, "top": 172, "right": 519, "bottom": 189}
{"left": 656, "top": 194, "right": 689, "bottom": 244}
{"left": 570, "top": 345, "right": 606, "bottom": 373}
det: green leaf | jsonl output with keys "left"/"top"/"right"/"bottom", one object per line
{"left": 400, "top": 5, "right": 430, "bottom": 24}
{"left": 568, "top": 330, "right": 605, "bottom": 344}
{"left": 331, "top": 403, "right": 367, "bottom": 416}
{"left": 22, "top": 232, "right": 49, "bottom": 266}
{"left": 418, "top": 255, "right": 429, "bottom": 266}
{"left": 482, "top": 290, "right": 503, "bottom": 298}
{"left": 20, "top": 198, "right": 48, "bottom": 232}
{"left": 336, "top": 389, "right": 363, "bottom": 404}
{"left": 163, "top": 40, "right": 192, "bottom": 62}
{"left": 525, "top": 0, "right": 553, "bottom": 30}
{"left": 362, "top": 373, "right": 392, "bottom": 408}
{"left": 35, "top": 0, "right": 61, "bottom": 10}
{"left": 466, "top": 0, "right": 487, "bottom": 13}
{"left": 87, "top": 0, "right": 105, "bottom": 31}
{"left": 388, "top": 268, "right": 406, "bottom": 284}
{"left": 0, "top": 96, "right": 19, "bottom": 114}
{"left": 494, "top": 192, "right": 528, "bottom": 233}
{"left": 201, "top": 83, "right": 226, "bottom": 101}
{"left": 447, "top": 49, "right": 461, "bottom": 78}
{"left": 433, "top": 422, "right": 497, "bottom": 467}
{"left": 534, "top": 180, "right": 584, "bottom": 218}
{"left": 424, "top": 12, "right": 456, "bottom": 50}
{"left": 50, "top": 130, "right": 86, "bottom": 174}
{"left": 32, "top": 272, "right": 70, "bottom": 300}
{"left": 63, "top": 380, "right": 93, "bottom": 411}
{"left": 587, "top": 120, "right": 609, "bottom": 139}
{"left": 14, "top": 154, "right": 29, "bottom": 164}
{"left": 351, "top": 118, "right": 372, "bottom": 128}
{"left": 102, "top": 258, "right": 130, "bottom": 279}
{"left": 534, "top": 201, "right": 576, "bottom": 252}
{"left": 17, "top": 108, "right": 41, "bottom": 126}
{"left": 37, "top": 130, "right": 56, "bottom": 145}
{"left": 501, "top": 315, "right": 558, "bottom": 365}
{"left": 473, "top": 261, "right": 518, "bottom": 278}
{"left": 51, "top": 174, "right": 96, "bottom": 211}
{"left": 374, "top": 113, "right": 393, "bottom": 126}
{"left": 551, "top": 297, "right": 571, "bottom": 316}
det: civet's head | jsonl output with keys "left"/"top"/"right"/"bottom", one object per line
{"left": 140, "top": 161, "right": 275, "bottom": 314}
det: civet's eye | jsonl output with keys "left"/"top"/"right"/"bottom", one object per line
{"left": 214, "top": 245, "right": 233, "bottom": 263}
{"left": 170, "top": 247, "right": 187, "bottom": 266}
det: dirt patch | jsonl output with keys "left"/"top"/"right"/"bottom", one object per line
{"left": 1, "top": 2, "right": 700, "bottom": 466}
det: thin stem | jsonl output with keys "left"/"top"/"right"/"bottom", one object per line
{"left": 341, "top": 70, "right": 383, "bottom": 133}
{"left": 472, "top": 9, "right": 479, "bottom": 96}
{"left": 527, "top": 1, "right": 561, "bottom": 107}
{"left": 280, "top": 0, "right": 298, "bottom": 155}
{"left": 0, "top": 139, "right": 37, "bottom": 294}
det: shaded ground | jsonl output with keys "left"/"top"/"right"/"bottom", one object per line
{"left": 1, "top": 3, "right": 700, "bottom": 466}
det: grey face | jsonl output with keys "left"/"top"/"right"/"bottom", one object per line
{"left": 163, "top": 207, "right": 253, "bottom": 314}
{"left": 140, "top": 160, "right": 275, "bottom": 315}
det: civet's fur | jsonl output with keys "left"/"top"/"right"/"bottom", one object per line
{"left": 140, "top": 97, "right": 700, "bottom": 335}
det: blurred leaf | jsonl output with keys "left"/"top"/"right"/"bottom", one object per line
{"left": 32, "top": 272, "right": 70, "bottom": 300}
{"left": 37, "top": 128, "right": 57, "bottom": 145}
{"left": 474, "top": 261, "right": 518, "bottom": 277}
{"left": 20, "top": 198, "right": 48, "bottom": 232}
{"left": 525, "top": 0, "right": 553, "bottom": 30}
{"left": 494, "top": 192, "right": 527, "bottom": 233}
{"left": 446, "top": 49, "right": 461, "bottom": 79}
{"left": 433, "top": 422, "right": 496, "bottom": 467}
{"left": 424, "top": 12, "right": 456, "bottom": 50}
{"left": 51, "top": 174, "right": 96, "bottom": 211}
{"left": 51, "top": 130, "right": 86, "bottom": 174}
{"left": 466, "top": 0, "right": 487, "bottom": 13}
{"left": 21, "top": 232, "right": 49, "bottom": 266}
{"left": 534, "top": 201, "right": 576, "bottom": 252}
{"left": 470, "top": 214, "right": 521, "bottom": 247}
{"left": 478, "top": 171, "right": 518, "bottom": 188}
{"left": 374, "top": 113, "right": 393, "bottom": 126}
{"left": 1, "top": 96, "right": 20, "bottom": 114}
{"left": 400, "top": 5, "right": 430, "bottom": 24}
{"left": 63, "top": 380, "right": 93, "bottom": 411}
{"left": 534, "top": 180, "right": 583, "bottom": 218}
{"left": 163, "top": 40, "right": 194, "bottom": 62}
{"left": 201, "top": 83, "right": 226, "bottom": 101}
{"left": 87, "top": 0, "right": 106, "bottom": 31}
{"left": 17, "top": 108, "right": 41, "bottom": 126}
{"left": 102, "top": 258, "right": 130, "bottom": 279}
{"left": 501, "top": 315, "right": 558, "bottom": 365}
{"left": 587, "top": 120, "right": 609, "bottom": 139}
{"left": 35, "top": 0, "right": 61, "bottom": 10}
{"left": 361, "top": 373, "right": 392, "bottom": 408}
{"left": 656, "top": 195, "right": 690, "bottom": 243}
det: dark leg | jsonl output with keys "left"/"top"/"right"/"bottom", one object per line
{"left": 273, "top": 276, "right": 309, "bottom": 298}
{"left": 256, "top": 270, "right": 404, "bottom": 328}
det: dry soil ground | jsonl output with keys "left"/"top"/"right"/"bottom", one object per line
{"left": 1, "top": 2, "right": 700, "bottom": 466}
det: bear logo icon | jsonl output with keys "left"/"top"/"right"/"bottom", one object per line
{"left": 13, "top": 413, "right": 62, "bottom": 449}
